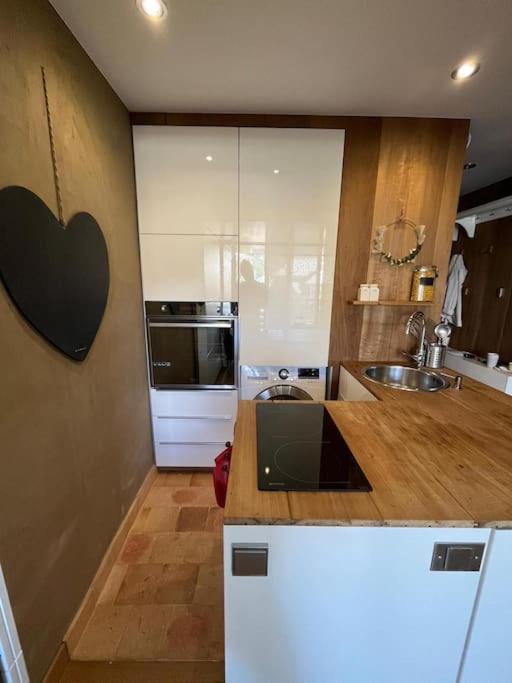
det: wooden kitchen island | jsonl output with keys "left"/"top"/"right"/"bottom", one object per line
{"left": 225, "top": 364, "right": 512, "bottom": 528}
{"left": 223, "top": 366, "right": 512, "bottom": 683}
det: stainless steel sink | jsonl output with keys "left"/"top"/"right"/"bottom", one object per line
{"left": 363, "top": 365, "right": 449, "bottom": 392}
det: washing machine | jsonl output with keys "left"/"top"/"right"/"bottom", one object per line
{"left": 240, "top": 366, "right": 327, "bottom": 401}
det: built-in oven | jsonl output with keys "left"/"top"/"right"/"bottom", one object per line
{"left": 145, "top": 301, "right": 238, "bottom": 390}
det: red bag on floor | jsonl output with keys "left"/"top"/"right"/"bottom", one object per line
{"left": 213, "top": 442, "right": 232, "bottom": 508}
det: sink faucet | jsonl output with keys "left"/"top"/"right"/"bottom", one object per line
{"left": 403, "top": 311, "right": 427, "bottom": 368}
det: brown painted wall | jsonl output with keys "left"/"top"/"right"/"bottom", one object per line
{"left": 0, "top": 1, "right": 153, "bottom": 680}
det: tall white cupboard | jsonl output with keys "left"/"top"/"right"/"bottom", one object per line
{"left": 239, "top": 128, "right": 344, "bottom": 366}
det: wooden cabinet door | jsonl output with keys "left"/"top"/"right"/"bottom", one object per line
{"left": 459, "top": 530, "right": 512, "bottom": 682}
{"left": 224, "top": 525, "right": 490, "bottom": 683}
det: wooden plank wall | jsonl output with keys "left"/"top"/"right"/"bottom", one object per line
{"left": 450, "top": 215, "right": 512, "bottom": 362}
{"left": 129, "top": 113, "right": 469, "bottom": 368}
{"left": 356, "top": 118, "right": 469, "bottom": 361}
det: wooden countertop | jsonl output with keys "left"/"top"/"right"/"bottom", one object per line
{"left": 224, "top": 363, "right": 512, "bottom": 528}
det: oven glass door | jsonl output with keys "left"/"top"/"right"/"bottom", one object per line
{"left": 148, "top": 319, "right": 237, "bottom": 389}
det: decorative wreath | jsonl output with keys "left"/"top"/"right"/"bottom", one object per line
{"left": 372, "top": 217, "right": 426, "bottom": 267}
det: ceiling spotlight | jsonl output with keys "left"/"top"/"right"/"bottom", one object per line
{"left": 205, "top": 155, "right": 213, "bottom": 162}
{"left": 451, "top": 61, "right": 480, "bottom": 80}
{"left": 273, "top": 169, "right": 280, "bottom": 174}
{"left": 136, "top": 0, "right": 168, "bottom": 19}
{"left": 463, "top": 162, "right": 477, "bottom": 170}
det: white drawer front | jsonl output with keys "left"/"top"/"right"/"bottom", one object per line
{"left": 150, "top": 389, "right": 238, "bottom": 418}
{"left": 153, "top": 415, "right": 234, "bottom": 445}
{"left": 154, "top": 442, "right": 224, "bottom": 468}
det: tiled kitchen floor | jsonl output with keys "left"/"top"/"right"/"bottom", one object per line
{"left": 72, "top": 472, "right": 224, "bottom": 662}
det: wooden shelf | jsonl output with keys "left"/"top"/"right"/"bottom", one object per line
{"left": 349, "top": 300, "right": 433, "bottom": 307}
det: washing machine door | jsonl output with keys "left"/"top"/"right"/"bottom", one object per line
{"left": 254, "top": 385, "right": 313, "bottom": 401}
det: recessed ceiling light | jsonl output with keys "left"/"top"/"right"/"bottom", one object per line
{"left": 205, "top": 155, "right": 213, "bottom": 162}
{"left": 463, "top": 162, "right": 477, "bottom": 170}
{"left": 273, "top": 169, "right": 280, "bottom": 174}
{"left": 136, "top": 0, "right": 167, "bottom": 19}
{"left": 451, "top": 61, "right": 480, "bottom": 80}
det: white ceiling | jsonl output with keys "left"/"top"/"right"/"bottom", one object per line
{"left": 50, "top": 0, "right": 512, "bottom": 194}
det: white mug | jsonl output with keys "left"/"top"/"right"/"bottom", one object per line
{"left": 487, "top": 353, "right": 499, "bottom": 368}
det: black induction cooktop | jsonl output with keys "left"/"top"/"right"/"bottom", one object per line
{"left": 256, "top": 403, "right": 372, "bottom": 492}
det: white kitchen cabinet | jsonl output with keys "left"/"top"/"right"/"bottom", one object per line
{"left": 133, "top": 126, "right": 238, "bottom": 236}
{"left": 139, "top": 233, "right": 238, "bottom": 302}
{"left": 150, "top": 388, "right": 237, "bottom": 418}
{"left": 239, "top": 128, "right": 344, "bottom": 366}
{"left": 224, "top": 525, "right": 490, "bottom": 683}
{"left": 459, "top": 530, "right": 512, "bottom": 682}
{"left": 150, "top": 389, "right": 237, "bottom": 467}
{"left": 338, "top": 365, "right": 377, "bottom": 401}
{"left": 153, "top": 441, "right": 227, "bottom": 468}
{"left": 153, "top": 415, "right": 234, "bottom": 445}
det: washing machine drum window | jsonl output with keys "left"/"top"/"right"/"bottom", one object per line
{"left": 254, "top": 385, "right": 313, "bottom": 401}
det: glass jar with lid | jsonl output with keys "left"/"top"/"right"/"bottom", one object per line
{"left": 410, "top": 265, "right": 438, "bottom": 302}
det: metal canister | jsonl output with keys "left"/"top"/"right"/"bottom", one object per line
{"left": 410, "top": 265, "right": 438, "bottom": 302}
{"left": 426, "top": 343, "right": 446, "bottom": 369}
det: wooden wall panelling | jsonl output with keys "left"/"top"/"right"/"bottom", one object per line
{"left": 132, "top": 112, "right": 357, "bottom": 129}
{"left": 450, "top": 216, "right": 512, "bottom": 360}
{"left": 433, "top": 119, "right": 473, "bottom": 315}
{"left": 498, "top": 287, "right": 512, "bottom": 364}
{"left": 449, "top": 225, "right": 492, "bottom": 351}
{"left": 328, "top": 118, "right": 382, "bottom": 373}
{"left": 473, "top": 218, "right": 512, "bottom": 356}
{"left": 358, "top": 118, "right": 469, "bottom": 360}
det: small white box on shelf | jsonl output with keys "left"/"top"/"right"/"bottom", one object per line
{"left": 357, "top": 284, "right": 371, "bottom": 301}
{"left": 369, "top": 284, "right": 380, "bottom": 302}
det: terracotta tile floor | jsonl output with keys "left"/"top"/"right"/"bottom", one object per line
{"left": 72, "top": 472, "right": 224, "bottom": 662}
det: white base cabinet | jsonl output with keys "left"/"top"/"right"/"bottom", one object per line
{"left": 150, "top": 389, "right": 237, "bottom": 467}
{"left": 224, "top": 525, "right": 490, "bottom": 683}
{"left": 459, "top": 530, "right": 512, "bottom": 682}
{"left": 338, "top": 366, "right": 377, "bottom": 401}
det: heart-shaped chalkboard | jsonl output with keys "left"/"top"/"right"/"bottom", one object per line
{"left": 0, "top": 186, "right": 109, "bottom": 361}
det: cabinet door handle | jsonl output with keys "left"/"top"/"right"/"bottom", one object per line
{"left": 430, "top": 543, "right": 485, "bottom": 571}
{"left": 232, "top": 544, "right": 268, "bottom": 576}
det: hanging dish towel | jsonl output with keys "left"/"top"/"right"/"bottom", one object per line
{"left": 441, "top": 254, "right": 468, "bottom": 327}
